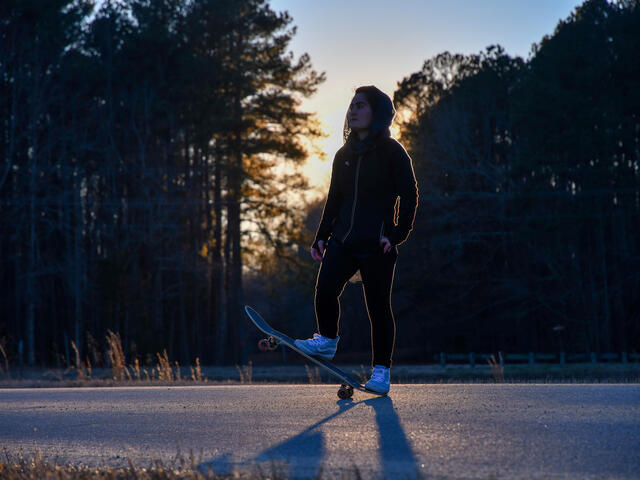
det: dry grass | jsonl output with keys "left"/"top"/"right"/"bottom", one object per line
{"left": 0, "top": 332, "right": 638, "bottom": 388}
{"left": 236, "top": 360, "right": 253, "bottom": 384}
{"left": 0, "top": 340, "right": 10, "bottom": 377}
{"left": 0, "top": 448, "right": 401, "bottom": 480}
{"left": 305, "top": 364, "right": 321, "bottom": 384}
{"left": 1, "top": 448, "right": 249, "bottom": 479}
{"left": 0, "top": 331, "right": 211, "bottom": 387}
{"left": 487, "top": 353, "right": 505, "bottom": 382}
{"left": 69, "top": 340, "right": 92, "bottom": 381}
{"left": 355, "top": 364, "right": 369, "bottom": 384}
{"left": 157, "top": 349, "right": 174, "bottom": 381}
{"left": 131, "top": 357, "right": 142, "bottom": 381}
{"left": 190, "top": 358, "right": 204, "bottom": 382}
{"left": 106, "top": 330, "right": 127, "bottom": 381}
{"left": 103, "top": 334, "right": 206, "bottom": 385}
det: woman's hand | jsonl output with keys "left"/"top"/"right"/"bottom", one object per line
{"left": 311, "top": 240, "right": 325, "bottom": 261}
{"left": 380, "top": 235, "right": 392, "bottom": 253}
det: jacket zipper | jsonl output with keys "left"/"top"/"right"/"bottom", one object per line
{"left": 342, "top": 154, "right": 362, "bottom": 242}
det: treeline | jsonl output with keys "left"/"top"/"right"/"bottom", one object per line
{"left": 387, "top": 0, "right": 640, "bottom": 358}
{"left": 2, "top": 0, "right": 638, "bottom": 369}
{"left": 0, "top": 0, "right": 325, "bottom": 366}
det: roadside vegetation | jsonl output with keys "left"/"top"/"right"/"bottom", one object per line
{"left": 1, "top": 331, "right": 638, "bottom": 388}
{"left": 1, "top": 449, "right": 403, "bottom": 480}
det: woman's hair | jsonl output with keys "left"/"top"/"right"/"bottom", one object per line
{"left": 343, "top": 85, "right": 396, "bottom": 144}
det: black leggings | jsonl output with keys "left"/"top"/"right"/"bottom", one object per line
{"left": 314, "top": 239, "right": 399, "bottom": 368}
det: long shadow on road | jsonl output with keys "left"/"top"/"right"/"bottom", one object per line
{"left": 365, "top": 395, "right": 420, "bottom": 479}
{"left": 198, "top": 393, "right": 419, "bottom": 479}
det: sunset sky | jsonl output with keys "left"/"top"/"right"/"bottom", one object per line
{"left": 267, "top": 0, "right": 585, "bottom": 200}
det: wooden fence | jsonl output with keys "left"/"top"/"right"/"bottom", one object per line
{"left": 434, "top": 352, "right": 640, "bottom": 367}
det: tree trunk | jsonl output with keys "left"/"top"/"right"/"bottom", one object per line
{"left": 73, "top": 171, "right": 83, "bottom": 357}
{"left": 27, "top": 120, "right": 37, "bottom": 366}
{"left": 214, "top": 141, "right": 227, "bottom": 365}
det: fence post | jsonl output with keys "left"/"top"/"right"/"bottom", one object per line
{"left": 560, "top": 351, "right": 565, "bottom": 365}
{"left": 590, "top": 352, "right": 597, "bottom": 364}
{"left": 469, "top": 352, "right": 475, "bottom": 368}
{"left": 528, "top": 352, "right": 534, "bottom": 365}
{"left": 440, "top": 352, "right": 446, "bottom": 367}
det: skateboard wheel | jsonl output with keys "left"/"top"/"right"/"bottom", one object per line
{"left": 267, "top": 335, "right": 279, "bottom": 350}
{"left": 258, "top": 338, "right": 269, "bottom": 352}
{"left": 337, "top": 385, "right": 353, "bottom": 400}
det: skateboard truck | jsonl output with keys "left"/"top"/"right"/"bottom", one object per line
{"left": 258, "top": 335, "right": 280, "bottom": 352}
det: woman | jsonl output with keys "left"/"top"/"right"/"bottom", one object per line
{"left": 294, "top": 85, "right": 419, "bottom": 394}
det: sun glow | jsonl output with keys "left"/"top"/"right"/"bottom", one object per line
{"left": 298, "top": 89, "right": 403, "bottom": 203}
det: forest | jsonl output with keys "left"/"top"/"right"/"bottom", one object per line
{"left": 1, "top": 0, "right": 638, "bottom": 368}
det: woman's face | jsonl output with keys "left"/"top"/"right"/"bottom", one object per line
{"left": 348, "top": 93, "right": 373, "bottom": 132}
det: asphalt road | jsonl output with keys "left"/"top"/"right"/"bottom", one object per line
{"left": 1, "top": 384, "right": 639, "bottom": 479}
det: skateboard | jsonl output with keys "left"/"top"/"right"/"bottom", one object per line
{"left": 244, "top": 305, "right": 386, "bottom": 399}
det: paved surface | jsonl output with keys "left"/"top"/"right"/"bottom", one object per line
{"left": 1, "top": 384, "right": 639, "bottom": 479}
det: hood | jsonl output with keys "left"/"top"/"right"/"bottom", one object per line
{"left": 343, "top": 85, "right": 396, "bottom": 154}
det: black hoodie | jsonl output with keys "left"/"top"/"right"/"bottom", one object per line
{"left": 312, "top": 87, "right": 418, "bottom": 254}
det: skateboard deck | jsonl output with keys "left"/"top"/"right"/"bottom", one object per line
{"left": 244, "top": 305, "right": 385, "bottom": 398}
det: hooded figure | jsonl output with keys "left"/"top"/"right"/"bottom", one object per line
{"left": 311, "top": 85, "right": 417, "bottom": 254}
{"left": 343, "top": 85, "right": 396, "bottom": 155}
{"left": 298, "top": 85, "right": 419, "bottom": 396}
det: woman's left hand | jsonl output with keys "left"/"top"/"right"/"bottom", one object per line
{"left": 380, "top": 235, "right": 392, "bottom": 253}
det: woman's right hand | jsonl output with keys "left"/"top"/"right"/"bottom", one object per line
{"left": 310, "top": 239, "right": 325, "bottom": 261}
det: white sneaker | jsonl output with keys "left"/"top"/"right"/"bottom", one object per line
{"left": 365, "top": 365, "right": 390, "bottom": 394}
{"left": 294, "top": 333, "right": 339, "bottom": 360}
